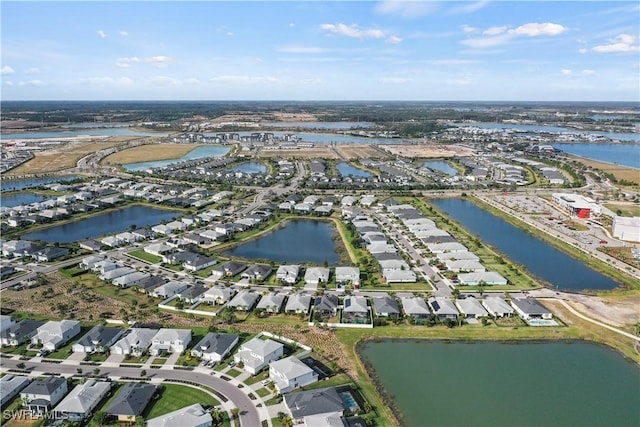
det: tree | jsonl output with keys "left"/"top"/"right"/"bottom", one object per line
{"left": 76, "top": 368, "right": 83, "bottom": 375}
{"left": 16, "top": 362, "right": 25, "bottom": 369}
{"left": 230, "top": 408, "right": 239, "bottom": 420}
{"left": 93, "top": 410, "right": 107, "bottom": 426}
{"left": 93, "top": 367, "right": 100, "bottom": 376}
{"left": 140, "top": 369, "right": 147, "bottom": 378}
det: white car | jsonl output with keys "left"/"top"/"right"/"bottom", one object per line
{"left": 261, "top": 379, "right": 272, "bottom": 386}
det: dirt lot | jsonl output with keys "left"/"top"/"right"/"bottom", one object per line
{"left": 570, "top": 155, "right": 640, "bottom": 185}
{"left": 101, "top": 143, "right": 200, "bottom": 165}
{"left": 379, "top": 144, "right": 475, "bottom": 158}
{"left": 334, "top": 144, "right": 391, "bottom": 160}
{"left": 258, "top": 146, "right": 340, "bottom": 159}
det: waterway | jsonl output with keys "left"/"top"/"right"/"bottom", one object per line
{"left": 0, "top": 192, "right": 49, "bottom": 208}
{"left": 225, "top": 219, "right": 341, "bottom": 265}
{"left": 336, "top": 162, "right": 372, "bottom": 178}
{"left": 429, "top": 198, "right": 620, "bottom": 291}
{"left": 359, "top": 340, "right": 640, "bottom": 427}
{"left": 0, "top": 176, "right": 81, "bottom": 192}
{"left": 123, "top": 145, "right": 230, "bottom": 172}
{"left": 1, "top": 128, "right": 169, "bottom": 139}
{"left": 228, "top": 162, "right": 267, "bottom": 174}
{"left": 423, "top": 160, "right": 457, "bottom": 176}
{"left": 459, "top": 122, "right": 640, "bottom": 142}
{"left": 23, "top": 205, "right": 177, "bottom": 243}
{"left": 551, "top": 143, "right": 640, "bottom": 169}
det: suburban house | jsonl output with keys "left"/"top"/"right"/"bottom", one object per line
{"left": 190, "top": 332, "right": 239, "bottom": 363}
{"left": 0, "top": 375, "right": 31, "bottom": 407}
{"left": 444, "top": 259, "right": 486, "bottom": 273}
{"left": 400, "top": 297, "right": 430, "bottom": 319}
{"left": 511, "top": 298, "right": 553, "bottom": 321}
{"left": 276, "top": 265, "right": 301, "bottom": 284}
{"left": 110, "top": 328, "right": 159, "bottom": 356}
{"left": 313, "top": 294, "right": 339, "bottom": 318}
{"left": 284, "top": 386, "right": 345, "bottom": 424}
{"left": 482, "top": 296, "right": 514, "bottom": 318}
{"left": 100, "top": 266, "right": 137, "bottom": 282}
{"left": 334, "top": 267, "right": 360, "bottom": 288}
{"left": 20, "top": 376, "right": 68, "bottom": 416}
{"left": 183, "top": 254, "right": 217, "bottom": 272}
{"left": 72, "top": 326, "right": 124, "bottom": 353}
{"left": 31, "top": 320, "right": 81, "bottom": 351}
{"left": 209, "top": 261, "right": 246, "bottom": 281}
{"left": 437, "top": 251, "right": 479, "bottom": 262}
{"left": 177, "top": 284, "right": 208, "bottom": 304}
{"left": 112, "top": 271, "right": 151, "bottom": 288}
{"left": 256, "top": 292, "right": 286, "bottom": 313}
{"left": 148, "top": 328, "right": 192, "bottom": 356}
{"left": 372, "top": 295, "right": 400, "bottom": 318}
{"left": 146, "top": 403, "right": 213, "bottom": 427}
{"left": 150, "top": 281, "right": 189, "bottom": 299}
{"left": 144, "top": 242, "right": 172, "bottom": 257}
{"left": 106, "top": 382, "right": 157, "bottom": 422}
{"left": 52, "top": 380, "right": 111, "bottom": 422}
{"left": 382, "top": 269, "right": 417, "bottom": 283}
{"left": 428, "top": 297, "right": 459, "bottom": 321}
{"left": 33, "top": 247, "right": 69, "bottom": 262}
{"left": 1, "top": 319, "right": 45, "bottom": 346}
{"left": 234, "top": 337, "right": 284, "bottom": 375}
{"left": 342, "top": 296, "right": 369, "bottom": 323}
{"left": 304, "top": 267, "right": 330, "bottom": 288}
{"left": 284, "top": 293, "right": 312, "bottom": 315}
{"left": 457, "top": 271, "right": 508, "bottom": 286}
{"left": 456, "top": 297, "right": 489, "bottom": 319}
{"left": 227, "top": 290, "right": 261, "bottom": 311}
{"left": 202, "top": 286, "right": 236, "bottom": 305}
{"left": 269, "top": 356, "right": 319, "bottom": 394}
{"left": 241, "top": 264, "right": 273, "bottom": 282}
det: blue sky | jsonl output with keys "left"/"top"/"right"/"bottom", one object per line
{"left": 1, "top": 1, "right": 638, "bottom": 101}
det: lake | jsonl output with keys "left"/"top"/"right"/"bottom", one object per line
{"left": 359, "top": 340, "right": 640, "bottom": 427}
{"left": 0, "top": 176, "right": 81, "bottom": 192}
{"left": 225, "top": 219, "right": 341, "bottom": 265}
{"left": 430, "top": 198, "right": 620, "bottom": 291}
{"left": 228, "top": 162, "right": 267, "bottom": 174}
{"left": 1, "top": 128, "right": 168, "bottom": 139}
{"left": 1, "top": 192, "right": 49, "bottom": 208}
{"left": 423, "top": 160, "right": 458, "bottom": 176}
{"left": 23, "top": 205, "right": 177, "bottom": 243}
{"left": 123, "top": 145, "right": 230, "bottom": 171}
{"left": 551, "top": 143, "right": 640, "bottom": 169}
{"left": 337, "top": 162, "right": 372, "bottom": 178}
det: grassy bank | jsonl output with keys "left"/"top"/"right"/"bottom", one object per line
{"left": 101, "top": 143, "right": 202, "bottom": 165}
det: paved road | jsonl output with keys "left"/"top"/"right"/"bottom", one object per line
{"left": 0, "top": 358, "right": 262, "bottom": 427}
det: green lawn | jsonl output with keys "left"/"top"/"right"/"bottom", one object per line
{"left": 244, "top": 370, "right": 269, "bottom": 385}
{"left": 84, "top": 352, "right": 109, "bottom": 362}
{"left": 145, "top": 383, "right": 219, "bottom": 419}
{"left": 176, "top": 354, "right": 200, "bottom": 367}
{"left": 226, "top": 368, "right": 242, "bottom": 377}
{"left": 46, "top": 329, "right": 88, "bottom": 359}
{"left": 255, "top": 387, "right": 271, "bottom": 398}
{"left": 128, "top": 249, "right": 162, "bottom": 264}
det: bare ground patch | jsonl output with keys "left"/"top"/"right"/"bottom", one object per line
{"left": 258, "top": 147, "right": 340, "bottom": 159}
{"left": 379, "top": 144, "right": 476, "bottom": 158}
{"left": 101, "top": 143, "right": 201, "bottom": 165}
{"left": 334, "top": 144, "right": 391, "bottom": 160}
{"left": 569, "top": 155, "right": 640, "bottom": 185}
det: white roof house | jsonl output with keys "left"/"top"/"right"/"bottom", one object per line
{"left": 444, "top": 259, "right": 486, "bottom": 273}
{"left": 147, "top": 403, "right": 212, "bottom": 427}
{"left": 428, "top": 297, "right": 459, "bottom": 320}
{"left": 458, "top": 271, "right": 508, "bottom": 286}
{"left": 334, "top": 267, "right": 360, "bottom": 286}
{"left": 436, "top": 251, "right": 480, "bottom": 262}
{"left": 427, "top": 242, "right": 468, "bottom": 253}
{"left": 52, "top": 380, "right": 111, "bottom": 421}
{"left": 202, "top": 286, "right": 236, "bottom": 305}
{"left": 234, "top": 337, "right": 284, "bottom": 375}
{"left": 304, "top": 267, "right": 330, "bottom": 286}
{"left": 269, "top": 356, "right": 318, "bottom": 394}
{"left": 111, "top": 328, "right": 159, "bottom": 356}
{"left": 227, "top": 290, "right": 261, "bottom": 311}
{"left": 31, "top": 320, "right": 81, "bottom": 351}
{"left": 456, "top": 297, "right": 489, "bottom": 318}
{"left": 284, "top": 293, "right": 312, "bottom": 314}
{"left": 256, "top": 293, "right": 286, "bottom": 313}
{"left": 148, "top": 328, "right": 192, "bottom": 356}
{"left": 151, "top": 281, "right": 189, "bottom": 299}
{"left": 276, "top": 265, "right": 301, "bottom": 284}
{"left": 482, "top": 297, "right": 514, "bottom": 318}
{"left": 401, "top": 297, "right": 430, "bottom": 318}
{"left": 383, "top": 269, "right": 416, "bottom": 283}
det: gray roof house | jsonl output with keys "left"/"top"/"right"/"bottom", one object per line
{"left": 0, "top": 375, "right": 31, "bottom": 406}
{"left": 456, "top": 297, "right": 489, "bottom": 318}
{"left": 31, "top": 320, "right": 81, "bottom": 351}
{"left": 202, "top": 286, "right": 236, "bottom": 305}
{"left": 21, "top": 376, "right": 68, "bottom": 416}
{"left": 110, "top": 328, "right": 159, "bottom": 356}
{"left": 177, "top": 284, "right": 208, "bottom": 304}
{"left": 269, "top": 356, "right": 319, "bottom": 394}
{"left": 183, "top": 254, "right": 217, "bottom": 272}
{"left": 314, "top": 294, "right": 339, "bottom": 317}
{"left": 234, "top": 337, "right": 284, "bottom": 375}
{"left": 343, "top": 296, "right": 369, "bottom": 322}
{"left": 151, "top": 280, "right": 189, "bottom": 299}
{"left": 72, "top": 325, "right": 124, "bottom": 353}
{"left": 372, "top": 295, "right": 400, "bottom": 318}
{"left": 52, "top": 380, "right": 111, "bottom": 422}
{"left": 285, "top": 386, "right": 345, "bottom": 423}
{"left": 428, "top": 297, "right": 459, "bottom": 321}
{"left": 400, "top": 297, "right": 430, "bottom": 319}
{"left": 1, "top": 319, "right": 45, "bottom": 346}
{"left": 256, "top": 292, "right": 286, "bottom": 313}
{"left": 482, "top": 296, "right": 514, "bottom": 318}
{"left": 241, "top": 264, "right": 273, "bottom": 281}
{"left": 276, "top": 265, "right": 301, "bottom": 284}
{"left": 305, "top": 267, "right": 330, "bottom": 287}
{"left": 106, "top": 382, "right": 157, "bottom": 422}
{"left": 284, "top": 293, "right": 312, "bottom": 314}
{"left": 227, "top": 290, "right": 261, "bottom": 311}
{"left": 335, "top": 267, "right": 360, "bottom": 286}
{"left": 190, "top": 332, "right": 240, "bottom": 363}
{"left": 511, "top": 298, "right": 553, "bottom": 321}
{"left": 147, "top": 403, "right": 212, "bottom": 427}
{"left": 148, "top": 328, "right": 192, "bottom": 356}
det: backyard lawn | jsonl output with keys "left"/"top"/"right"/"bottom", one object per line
{"left": 128, "top": 249, "right": 162, "bottom": 264}
{"left": 145, "top": 383, "right": 219, "bottom": 419}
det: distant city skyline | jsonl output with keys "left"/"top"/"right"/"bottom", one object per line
{"left": 1, "top": 1, "right": 638, "bottom": 101}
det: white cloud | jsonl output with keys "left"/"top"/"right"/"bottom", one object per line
{"left": 579, "top": 48, "right": 588, "bottom": 54}
{"left": 374, "top": 0, "right": 438, "bottom": 19}
{"left": 184, "top": 78, "right": 200, "bottom": 85}
{"left": 5, "top": 81, "right": 14, "bottom": 86}
{"left": 461, "top": 25, "right": 477, "bottom": 34}
{"left": 150, "top": 76, "right": 182, "bottom": 86}
{"left": 278, "top": 45, "right": 326, "bottom": 54}
{"left": 591, "top": 34, "right": 639, "bottom": 53}
{"left": 74, "top": 77, "right": 134, "bottom": 86}
{"left": 446, "top": 1, "right": 489, "bottom": 15}
{"left": 386, "top": 35, "right": 402, "bottom": 44}
{"left": 460, "top": 34, "right": 511, "bottom": 48}
{"left": 25, "top": 67, "right": 42, "bottom": 75}
{"left": 18, "top": 79, "right": 45, "bottom": 86}
{"left": 581, "top": 69, "right": 596, "bottom": 75}
{"left": 483, "top": 26, "right": 508, "bottom": 36}
{"left": 379, "top": 77, "right": 413, "bottom": 84}
{"left": 446, "top": 75, "right": 473, "bottom": 85}
{"left": 1, "top": 66, "right": 16, "bottom": 75}
{"left": 289, "top": 23, "right": 295, "bottom": 28}
{"left": 209, "top": 75, "right": 280, "bottom": 85}
{"left": 147, "top": 55, "right": 173, "bottom": 68}
{"left": 97, "top": 30, "right": 107, "bottom": 39}
{"left": 119, "top": 30, "right": 129, "bottom": 37}
{"left": 561, "top": 69, "right": 573, "bottom": 75}
{"left": 509, "top": 22, "right": 567, "bottom": 37}
{"left": 321, "top": 23, "right": 385, "bottom": 39}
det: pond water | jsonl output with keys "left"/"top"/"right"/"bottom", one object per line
{"left": 225, "top": 219, "right": 341, "bottom": 265}
{"left": 0, "top": 176, "right": 81, "bottom": 192}
{"left": 552, "top": 143, "right": 640, "bottom": 169}
{"left": 423, "top": 160, "right": 458, "bottom": 176}
{"left": 0, "top": 192, "right": 49, "bottom": 208}
{"left": 228, "top": 162, "right": 267, "bottom": 174}
{"left": 23, "top": 205, "right": 177, "bottom": 243}
{"left": 430, "top": 198, "right": 620, "bottom": 291}
{"left": 1, "top": 128, "right": 168, "bottom": 139}
{"left": 337, "top": 163, "right": 372, "bottom": 178}
{"left": 123, "top": 145, "right": 230, "bottom": 171}
{"left": 359, "top": 340, "right": 640, "bottom": 427}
